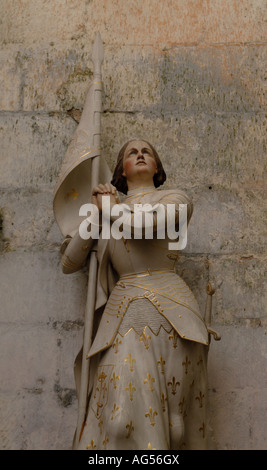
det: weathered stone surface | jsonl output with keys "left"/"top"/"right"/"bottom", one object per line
{"left": 0, "top": 112, "right": 76, "bottom": 189}
{"left": 100, "top": 111, "right": 267, "bottom": 191}
{"left": 0, "top": 390, "right": 77, "bottom": 449}
{"left": 209, "top": 386, "right": 267, "bottom": 450}
{"left": 2, "top": 0, "right": 265, "bottom": 46}
{"left": 0, "top": 0, "right": 88, "bottom": 46}
{"left": 1, "top": 43, "right": 266, "bottom": 114}
{"left": 186, "top": 187, "right": 267, "bottom": 255}
{"left": 208, "top": 324, "right": 267, "bottom": 449}
{"left": 0, "top": 250, "right": 84, "bottom": 449}
{"left": 0, "top": 250, "right": 87, "bottom": 324}
{"left": 209, "top": 254, "right": 267, "bottom": 322}
{"left": 0, "top": 189, "right": 56, "bottom": 250}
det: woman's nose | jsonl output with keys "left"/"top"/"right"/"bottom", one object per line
{"left": 137, "top": 152, "right": 145, "bottom": 159}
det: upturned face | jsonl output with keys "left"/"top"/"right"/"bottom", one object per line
{"left": 122, "top": 140, "right": 158, "bottom": 183}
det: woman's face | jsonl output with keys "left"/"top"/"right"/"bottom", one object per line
{"left": 122, "top": 140, "right": 158, "bottom": 183}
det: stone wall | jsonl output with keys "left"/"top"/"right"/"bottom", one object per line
{"left": 0, "top": 0, "right": 266, "bottom": 450}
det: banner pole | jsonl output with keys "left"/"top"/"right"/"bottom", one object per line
{"left": 73, "top": 32, "right": 104, "bottom": 449}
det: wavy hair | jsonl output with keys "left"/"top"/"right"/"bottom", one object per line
{"left": 111, "top": 139, "right": 166, "bottom": 194}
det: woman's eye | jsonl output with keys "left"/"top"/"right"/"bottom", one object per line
{"left": 128, "top": 150, "right": 137, "bottom": 157}
{"left": 127, "top": 149, "right": 152, "bottom": 157}
{"left": 143, "top": 149, "right": 152, "bottom": 156}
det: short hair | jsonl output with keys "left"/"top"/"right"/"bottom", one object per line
{"left": 111, "top": 139, "right": 166, "bottom": 194}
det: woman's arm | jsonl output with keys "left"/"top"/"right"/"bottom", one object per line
{"left": 61, "top": 203, "right": 100, "bottom": 274}
{"left": 61, "top": 183, "right": 117, "bottom": 274}
{"left": 109, "top": 190, "right": 193, "bottom": 239}
{"left": 61, "top": 230, "right": 95, "bottom": 274}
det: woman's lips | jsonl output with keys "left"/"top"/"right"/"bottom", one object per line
{"left": 136, "top": 161, "right": 146, "bottom": 165}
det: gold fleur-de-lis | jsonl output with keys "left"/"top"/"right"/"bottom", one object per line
{"left": 168, "top": 377, "right": 180, "bottom": 395}
{"left": 124, "top": 353, "right": 136, "bottom": 372}
{"left": 82, "top": 244, "right": 90, "bottom": 252}
{"left": 169, "top": 329, "right": 179, "bottom": 348}
{"left": 97, "top": 370, "right": 107, "bottom": 384}
{"left": 161, "top": 392, "right": 167, "bottom": 412}
{"left": 178, "top": 397, "right": 187, "bottom": 417}
{"left": 139, "top": 330, "right": 151, "bottom": 349}
{"left": 199, "top": 422, "right": 206, "bottom": 439}
{"left": 98, "top": 419, "right": 103, "bottom": 435}
{"left": 144, "top": 373, "right": 155, "bottom": 392}
{"left": 86, "top": 439, "right": 96, "bottom": 449}
{"left": 157, "top": 355, "right": 165, "bottom": 374}
{"left": 126, "top": 420, "right": 135, "bottom": 439}
{"left": 145, "top": 442, "right": 156, "bottom": 450}
{"left": 112, "top": 337, "right": 122, "bottom": 353}
{"left": 125, "top": 382, "right": 136, "bottom": 401}
{"left": 197, "top": 355, "right": 203, "bottom": 366}
{"left": 111, "top": 403, "right": 120, "bottom": 420}
{"left": 110, "top": 372, "right": 120, "bottom": 389}
{"left": 94, "top": 370, "right": 108, "bottom": 418}
{"left": 195, "top": 391, "right": 205, "bottom": 408}
{"left": 122, "top": 237, "right": 130, "bottom": 252}
{"left": 67, "top": 188, "right": 79, "bottom": 200}
{"left": 103, "top": 436, "right": 109, "bottom": 450}
{"left": 182, "top": 356, "right": 191, "bottom": 374}
{"left": 145, "top": 407, "right": 158, "bottom": 426}
{"left": 102, "top": 436, "right": 109, "bottom": 449}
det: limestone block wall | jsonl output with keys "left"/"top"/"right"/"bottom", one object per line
{"left": 0, "top": 0, "right": 266, "bottom": 450}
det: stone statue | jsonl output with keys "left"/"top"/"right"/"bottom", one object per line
{"left": 53, "top": 34, "right": 220, "bottom": 451}
{"left": 62, "top": 138, "right": 220, "bottom": 450}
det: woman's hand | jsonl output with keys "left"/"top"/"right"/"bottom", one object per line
{"left": 92, "top": 183, "right": 118, "bottom": 211}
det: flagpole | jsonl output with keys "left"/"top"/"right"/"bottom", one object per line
{"left": 73, "top": 32, "right": 104, "bottom": 450}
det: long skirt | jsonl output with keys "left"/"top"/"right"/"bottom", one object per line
{"left": 77, "top": 299, "right": 211, "bottom": 450}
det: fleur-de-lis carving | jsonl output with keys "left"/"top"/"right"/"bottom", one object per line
{"left": 182, "top": 356, "right": 191, "bottom": 374}
{"left": 199, "top": 422, "right": 206, "bottom": 439}
{"left": 102, "top": 436, "right": 109, "bottom": 449}
{"left": 197, "top": 355, "right": 203, "bottom": 366}
{"left": 122, "top": 237, "right": 130, "bottom": 252}
{"left": 195, "top": 391, "right": 205, "bottom": 408}
{"left": 126, "top": 420, "right": 134, "bottom": 439}
{"left": 67, "top": 188, "right": 79, "bottom": 200}
{"left": 168, "top": 377, "right": 180, "bottom": 395}
{"left": 111, "top": 403, "right": 120, "bottom": 420}
{"left": 110, "top": 372, "right": 120, "bottom": 389}
{"left": 145, "top": 407, "right": 158, "bottom": 426}
{"left": 125, "top": 382, "right": 136, "bottom": 401}
{"left": 139, "top": 330, "right": 151, "bottom": 349}
{"left": 178, "top": 397, "right": 187, "bottom": 417}
{"left": 157, "top": 355, "right": 165, "bottom": 374}
{"left": 86, "top": 439, "right": 96, "bottom": 449}
{"left": 169, "top": 330, "right": 179, "bottom": 348}
{"left": 112, "top": 337, "right": 122, "bottom": 353}
{"left": 124, "top": 353, "right": 136, "bottom": 372}
{"left": 98, "top": 370, "right": 107, "bottom": 384}
{"left": 98, "top": 419, "right": 103, "bottom": 434}
{"left": 161, "top": 392, "right": 167, "bottom": 412}
{"left": 94, "top": 370, "right": 108, "bottom": 418}
{"left": 144, "top": 373, "right": 155, "bottom": 392}
{"left": 145, "top": 442, "right": 156, "bottom": 450}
